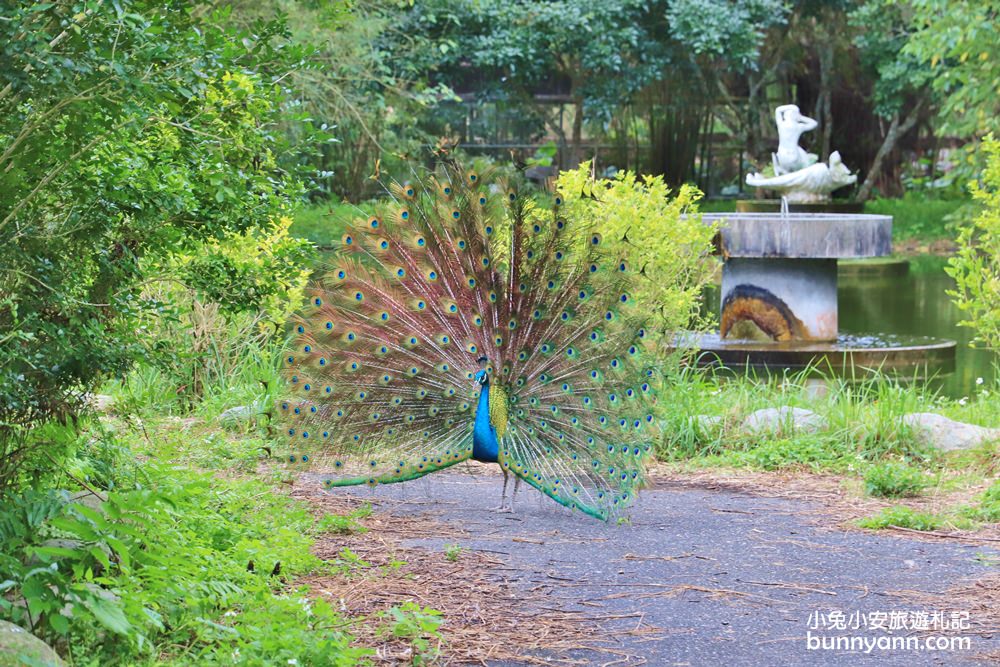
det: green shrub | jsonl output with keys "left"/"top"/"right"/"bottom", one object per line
{"left": 863, "top": 462, "right": 930, "bottom": 497}
{"left": 554, "top": 164, "right": 718, "bottom": 338}
{"left": 0, "top": 442, "right": 369, "bottom": 665}
{"left": 857, "top": 506, "right": 944, "bottom": 531}
{"left": 947, "top": 136, "right": 1000, "bottom": 349}
{"left": 0, "top": 2, "right": 311, "bottom": 491}
{"left": 379, "top": 602, "right": 444, "bottom": 666}
{"left": 962, "top": 480, "right": 1000, "bottom": 522}
{"left": 736, "top": 436, "right": 842, "bottom": 471}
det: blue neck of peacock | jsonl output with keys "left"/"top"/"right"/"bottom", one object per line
{"left": 472, "top": 380, "right": 499, "bottom": 463}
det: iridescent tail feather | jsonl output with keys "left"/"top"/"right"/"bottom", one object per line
{"left": 278, "top": 159, "right": 658, "bottom": 520}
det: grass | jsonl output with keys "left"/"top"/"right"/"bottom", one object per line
{"left": 654, "top": 363, "right": 1000, "bottom": 530}
{"left": 291, "top": 200, "right": 367, "bottom": 246}
{"left": 863, "top": 462, "right": 931, "bottom": 497}
{"left": 654, "top": 364, "right": 944, "bottom": 468}
{"left": 857, "top": 506, "right": 950, "bottom": 531}
{"left": 864, "top": 195, "right": 973, "bottom": 241}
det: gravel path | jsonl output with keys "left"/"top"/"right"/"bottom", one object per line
{"left": 307, "top": 470, "right": 999, "bottom": 666}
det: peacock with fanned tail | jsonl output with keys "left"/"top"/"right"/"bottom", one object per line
{"left": 279, "top": 160, "right": 658, "bottom": 520}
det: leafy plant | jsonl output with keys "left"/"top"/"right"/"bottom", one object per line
{"left": 948, "top": 136, "right": 1000, "bottom": 349}
{"left": 864, "top": 462, "right": 930, "bottom": 498}
{"left": 443, "top": 544, "right": 463, "bottom": 562}
{"left": 553, "top": 164, "right": 717, "bottom": 339}
{"left": 961, "top": 480, "right": 1000, "bottom": 523}
{"left": 317, "top": 505, "right": 373, "bottom": 535}
{"left": 857, "top": 506, "right": 945, "bottom": 531}
{"left": 0, "top": 1, "right": 311, "bottom": 490}
{"left": 380, "top": 602, "right": 444, "bottom": 666}
{"left": 0, "top": 438, "right": 368, "bottom": 665}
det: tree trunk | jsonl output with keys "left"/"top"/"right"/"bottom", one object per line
{"left": 857, "top": 97, "right": 926, "bottom": 202}
{"left": 568, "top": 95, "right": 584, "bottom": 169}
{"left": 814, "top": 38, "right": 834, "bottom": 159}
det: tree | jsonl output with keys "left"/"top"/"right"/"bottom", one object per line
{"left": 903, "top": 0, "right": 1000, "bottom": 139}
{"left": 0, "top": 1, "right": 307, "bottom": 489}
{"left": 404, "top": 0, "right": 784, "bottom": 184}
{"left": 850, "top": 1, "right": 936, "bottom": 201}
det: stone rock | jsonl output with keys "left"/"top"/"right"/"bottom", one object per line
{"left": 902, "top": 413, "right": 1000, "bottom": 452}
{"left": 742, "top": 407, "right": 827, "bottom": 434}
{"left": 0, "top": 620, "right": 65, "bottom": 666}
{"left": 218, "top": 405, "right": 256, "bottom": 425}
{"left": 84, "top": 393, "right": 115, "bottom": 412}
{"left": 69, "top": 491, "right": 105, "bottom": 513}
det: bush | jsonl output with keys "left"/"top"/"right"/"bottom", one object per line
{"left": 962, "top": 480, "right": 1000, "bottom": 523}
{"left": 863, "top": 462, "right": 930, "bottom": 497}
{"left": 0, "top": 437, "right": 367, "bottom": 665}
{"left": 0, "top": 2, "right": 309, "bottom": 491}
{"left": 554, "top": 164, "right": 718, "bottom": 338}
{"left": 947, "top": 136, "right": 1000, "bottom": 348}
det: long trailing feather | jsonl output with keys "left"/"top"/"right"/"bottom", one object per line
{"left": 279, "top": 159, "right": 658, "bottom": 519}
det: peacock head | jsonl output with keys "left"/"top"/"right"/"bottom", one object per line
{"left": 475, "top": 356, "right": 490, "bottom": 386}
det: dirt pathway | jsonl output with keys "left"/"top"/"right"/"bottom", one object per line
{"left": 295, "top": 468, "right": 999, "bottom": 666}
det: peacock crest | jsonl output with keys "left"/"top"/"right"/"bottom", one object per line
{"left": 279, "top": 159, "right": 658, "bottom": 520}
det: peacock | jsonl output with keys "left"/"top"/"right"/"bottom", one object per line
{"left": 278, "top": 159, "right": 658, "bottom": 520}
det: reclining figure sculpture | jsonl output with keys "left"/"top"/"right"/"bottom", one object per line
{"left": 746, "top": 104, "right": 857, "bottom": 203}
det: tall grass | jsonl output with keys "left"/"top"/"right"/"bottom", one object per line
{"left": 653, "top": 363, "right": 956, "bottom": 470}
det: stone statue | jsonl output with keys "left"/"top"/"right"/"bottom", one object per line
{"left": 771, "top": 104, "right": 818, "bottom": 175}
{"left": 746, "top": 104, "right": 857, "bottom": 203}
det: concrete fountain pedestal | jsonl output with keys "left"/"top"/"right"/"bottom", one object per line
{"left": 688, "top": 212, "right": 956, "bottom": 376}
{"left": 735, "top": 199, "right": 864, "bottom": 214}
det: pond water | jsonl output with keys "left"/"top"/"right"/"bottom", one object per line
{"left": 704, "top": 255, "right": 999, "bottom": 399}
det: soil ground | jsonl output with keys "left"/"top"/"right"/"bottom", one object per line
{"left": 293, "top": 466, "right": 1000, "bottom": 666}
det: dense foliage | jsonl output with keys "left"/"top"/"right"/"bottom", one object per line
{"left": 554, "top": 165, "right": 717, "bottom": 336}
{"left": 948, "top": 137, "right": 1000, "bottom": 348}
{"left": 0, "top": 1, "right": 311, "bottom": 486}
{"left": 0, "top": 433, "right": 364, "bottom": 664}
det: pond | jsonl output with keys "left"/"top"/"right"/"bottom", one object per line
{"left": 704, "top": 255, "right": 998, "bottom": 399}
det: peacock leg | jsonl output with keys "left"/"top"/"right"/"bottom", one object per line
{"left": 494, "top": 469, "right": 509, "bottom": 511}
{"left": 509, "top": 476, "right": 522, "bottom": 513}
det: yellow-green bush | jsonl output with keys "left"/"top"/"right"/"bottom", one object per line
{"left": 554, "top": 164, "right": 717, "bottom": 339}
{"left": 948, "top": 136, "right": 1000, "bottom": 348}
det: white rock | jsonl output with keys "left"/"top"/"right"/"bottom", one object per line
{"left": 902, "top": 413, "right": 1000, "bottom": 452}
{"left": 742, "top": 407, "right": 827, "bottom": 434}
{"left": 688, "top": 415, "right": 723, "bottom": 432}
{"left": 84, "top": 393, "right": 115, "bottom": 412}
{"left": 0, "top": 620, "right": 65, "bottom": 666}
{"left": 218, "top": 405, "right": 255, "bottom": 424}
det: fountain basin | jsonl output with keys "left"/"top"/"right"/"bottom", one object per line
{"left": 680, "top": 333, "right": 957, "bottom": 377}
{"left": 708, "top": 212, "right": 892, "bottom": 259}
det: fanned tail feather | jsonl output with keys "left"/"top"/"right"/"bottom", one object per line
{"left": 279, "top": 160, "right": 658, "bottom": 519}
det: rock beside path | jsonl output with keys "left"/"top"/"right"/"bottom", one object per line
{"left": 742, "top": 407, "right": 827, "bottom": 434}
{"left": 217, "top": 405, "right": 256, "bottom": 425}
{"left": 903, "top": 413, "right": 1000, "bottom": 451}
{"left": 0, "top": 621, "right": 65, "bottom": 666}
